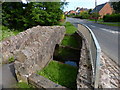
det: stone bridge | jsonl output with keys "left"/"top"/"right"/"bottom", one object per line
{"left": 0, "top": 25, "right": 119, "bottom": 89}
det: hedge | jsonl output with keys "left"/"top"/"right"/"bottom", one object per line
{"left": 103, "top": 14, "right": 120, "bottom": 22}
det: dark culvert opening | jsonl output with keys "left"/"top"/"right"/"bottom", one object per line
{"left": 52, "top": 32, "right": 83, "bottom": 89}
{"left": 53, "top": 32, "right": 82, "bottom": 67}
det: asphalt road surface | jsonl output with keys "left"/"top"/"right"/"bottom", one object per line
{"left": 66, "top": 17, "right": 119, "bottom": 64}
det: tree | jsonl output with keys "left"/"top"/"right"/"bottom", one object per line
{"left": 2, "top": 2, "right": 66, "bottom": 31}
{"left": 88, "top": 9, "right": 92, "bottom": 14}
{"left": 110, "top": 1, "right": 120, "bottom": 13}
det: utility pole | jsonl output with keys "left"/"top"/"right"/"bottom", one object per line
{"left": 95, "top": 0, "right": 97, "bottom": 22}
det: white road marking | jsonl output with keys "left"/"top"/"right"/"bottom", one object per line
{"left": 99, "top": 28, "right": 119, "bottom": 34}
{"left": 91, "top": 25, "right": 96, "bottom": 27}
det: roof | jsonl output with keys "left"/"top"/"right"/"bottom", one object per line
{"left": 91, "top": 3, "right": 107, "bottom": 13}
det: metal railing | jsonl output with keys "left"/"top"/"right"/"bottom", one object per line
{"left": 77, "top": 24, "right": 101, "bottom": 88}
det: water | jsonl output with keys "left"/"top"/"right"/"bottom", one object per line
{"left": 65, "top": 61, "right": 77, "bottom": 67}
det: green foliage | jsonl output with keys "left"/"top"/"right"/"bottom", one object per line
{"left": 90, "top": 12, "right": 101, "bottom": 20}
{"left": 65, "top": 22, "right": 77, "bottom": 34}
{"left": 61, "top": 35, "right": 79, "bottom": 48}
{"left": 103, "top": 14, "right": 120, "bottom": 22}
{"left": 111, "top": 1, "right": 120, "bottom": 13}
{"left": 8, "top": 56, "right": 14, "bottom": 63}
{"left": 74, "top": 11, "right": 90, "bottom": 19}
{"left": 79, "top": 11, "right": 90, "bottom": 19}
{"left": 0, "top": 25, "right": 20, "bottom": 41}
{"left": 14, "top": 82, "right": 34, "bottom": 89}
{"left": 2, "top": 2, "right": 65, "bottom": 31}
{"left": 37, "top": 60, "right": 78, "bottom": 89}
{"left": 88, "top": 9, "right": 92, "bottom": 14}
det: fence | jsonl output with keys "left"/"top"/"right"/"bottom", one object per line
{"left": 77, "top": 24, "right": 101, "bottom": 88}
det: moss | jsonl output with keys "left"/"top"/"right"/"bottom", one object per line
{"left": 8, "top": 56, "right": 15, "bottom": 63}
{"left": 37, "top": 60, "right": 78, "bottom": 89}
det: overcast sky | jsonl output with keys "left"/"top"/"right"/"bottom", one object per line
{"left": 63, "top": 0, "right": 110, "bottom": 11}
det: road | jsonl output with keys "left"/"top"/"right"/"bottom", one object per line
{"left": 66, "top": 17, "right": 119, "bottom": 64}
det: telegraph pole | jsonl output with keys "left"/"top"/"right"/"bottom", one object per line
{"left": 95, "top": 0, "right": 97, "bottom": 22}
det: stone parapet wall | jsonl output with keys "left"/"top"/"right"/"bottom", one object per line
{"left": 28, "top": 73, "right": 67, "bottom": 89}
{"left": 1, "top": 26, "right": 65, "bottom": 82}
{"left": 76, "top": 35, "right": 93, "bottom": 89}
{"left": 76, "top": 29, "right": 120, "bottom": 88}
{"left": 1, "top": 26, "right": 65, "bottom": 64}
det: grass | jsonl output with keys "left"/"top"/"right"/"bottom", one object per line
{"left": 97, "top": 22, "right": 120, "bottom": 27}
{"left": 13, "top": 82, "right": 34, "bottom": 89}
{"left": 61, "top": 35, "right": 79, "bottom": 48}
{"left": 37, "top": 60, "right": 78, "bottom": 89}
{"left": 65, "top": 22, "right": 77, "bottom": 34}
{"left": 88, "top": 19, "right": 103, "bottom": 22}
{"left": 0, "top": 25, "right": 20, "bottom": 41}
{"left": 8, "top": 56, "right": 15, "bottom": 63}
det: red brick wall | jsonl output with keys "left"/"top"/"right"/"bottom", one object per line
{"left": 99, "top": 3, "right": 113, "bottom": 18}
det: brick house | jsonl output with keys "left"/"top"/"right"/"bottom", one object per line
{"left": 75, "top": 7, "right": 88, "bottom": 14}
{"left": 91, "top": 2, "right": 113, "bottom": 18}
{"left": 64, "top": 11, "right": 68, "bottom": 15}
{"left": 68, "top": 10, "right": 77, "bottom": 15}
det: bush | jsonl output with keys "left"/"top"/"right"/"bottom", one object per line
{"left": 89, "top": 12, "right": 101, "bottom": 20}
{"left": 74, "top": 11, "right": 90, "bottom": 19}
{"left": 103, "top": 14, "right": 120, "bottom": 22}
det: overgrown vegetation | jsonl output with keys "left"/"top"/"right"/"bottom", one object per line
{"left": 64, "top": 22, "right": 77, "bottom": 34}
{"left": 57, "top": 22, "right": 80, "bottom": 61}
{"left": 2, "top": 2, "right": 67, "bottom": 31}
{"left": 61, "top": 35, "right": 79, "bottom": 48}
{"left": 37, "top": 60, "right": 78, "bottom": 89}
{"left": 0, "top": 26, "right": 20, "bottom": 41}
{"left": 13, "top": 82, "right": 34, "bottom": 89}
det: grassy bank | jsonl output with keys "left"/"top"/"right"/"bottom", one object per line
{"left": 61, "top": 35, "right": 79, "bottom": 48}
{"left": 97, "top": 22, "right": 120, "bottom": 27}
{"left": 13, "top": 82, "right": 34, "bottom": 89}
{"left": 0, "top": 26, "right": 20, "bottom": 41}
{"left": 65, "top": 22, "right": 77, "bottom": 34}
{"left": 37, "top": 22, "right": 79, "bottom": 89}
{"left": 37, "top": 60, "right": 78, "bottom": 89}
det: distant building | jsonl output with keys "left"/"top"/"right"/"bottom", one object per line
{"left": 67, "top": 10, "right": 77, "bottom": 15}
{"left": 64, "top": 11, "right": 68, "bottom": 15}
{"left": 91, "top": 2, "right": 113, "bottom": 18}
{"left": 75, "top": 7, "right": 89, "bottom": 14}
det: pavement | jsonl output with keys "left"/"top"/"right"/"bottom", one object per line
{"left": 66, "top": 17, "right": 119, "bottom": 65}
{"left": 0, "top": 63, "right": 17, "bottom": 88}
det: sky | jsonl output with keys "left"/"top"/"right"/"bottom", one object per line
{"left": 21, "top": 0, "right": 110, "bottom": 11}
{"left": 63, "top": 0, "right": 110, "bottom": 12}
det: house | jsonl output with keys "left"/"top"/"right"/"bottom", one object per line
{"left": 64, "top": 11, "right": 68, "bottom": 15}
{"left": 91, "top": 2, "right": 113, "bottom": 18}
{"left": 75, "top": 7, "right": 89, "bottom": 14}
{"left": 67, "top": 10, "right": 77, "bottom": 15}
